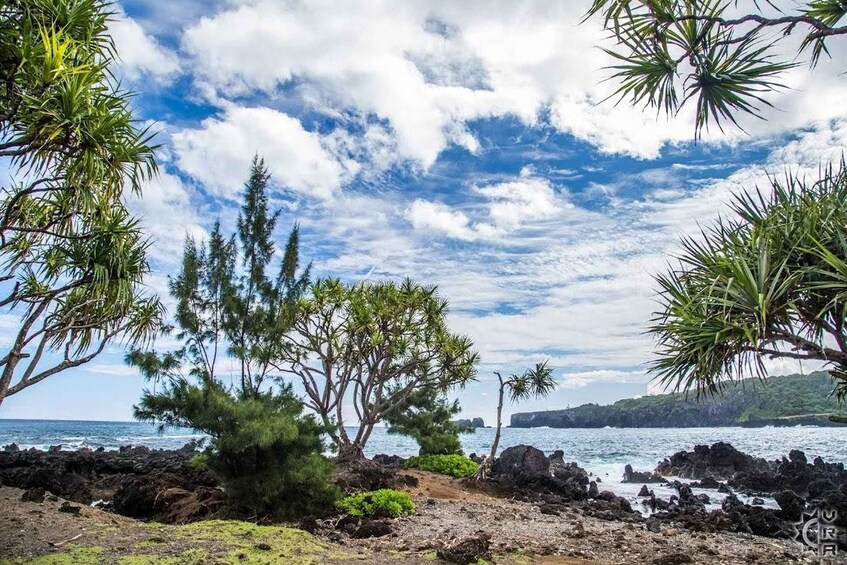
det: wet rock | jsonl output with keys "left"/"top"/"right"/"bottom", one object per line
{"left": 436, "top": 533, "right": 492, "bottom": 565}
{"left": 595, "top": 490, "right": 618, "bottom": 502}
{"left": 623, "top": 464, "right": 665, "bottom": 483}
{"left": 691, "top": 477, "right": 721, "bottom": 489}
{"left": 47, "top": 445, "right": 62, "bottom": 453}
{"left": 657, "top": 442, "right": 769, "bottom": 481}
{"left": 660, "top": 443, "right": 847, "bottom": 502}
{"left": 334, "top": 458, "right": 399, "bottom": 492}
{"left": 588, "top": 481, "right": 598, "bottom": 498}
{"left": 808, "top": 478, "right": 837, "bottom": 498}
{"left": 773, "top": 490, "right": 804, "bottom": 521}
{"left": 717, "top": 483, "right": 732, "bottom": 494}
{"left": 0, "top": 445, "right": 218, "bottom": 520}
{"left": 638, "top": 485, "right": 652, "bottom": 497}
{"left": 490, "top": 445, "right": 589, "bottom": 502}
{"left": 3, "top": 443, "right": 19, "bottom": 453}
{"left": 372, "top": 454, "right": 405, "bottom": 468}
{"left": 751, "top": 498, "right": 765, "bottom": 506}
{"left": 493, "top": 445, "right": 549, "bottom": 479}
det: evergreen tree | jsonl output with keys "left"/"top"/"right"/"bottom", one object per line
{"left": 127, "top": 157, "right": 332, "bottom": 520}
{"left": 384, "top": 386, "right": 472, "bottom": 456}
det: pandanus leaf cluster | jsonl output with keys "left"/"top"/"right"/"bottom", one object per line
{"left": 586, "top": 0, "right": 847, "bottom": 137}
{"left": 652, "top": 161, "right": 847, "bottom": 400}
{"left": 0, "top": 0, "right": 162, "bottom": 406}
{"left": 276, "top": 277, "right": 479, "bottom": 460}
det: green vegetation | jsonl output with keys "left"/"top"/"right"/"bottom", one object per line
{"left": 0, "top": 0, "right": 162, "bottom": 408}
{"left": 336, "top": 489, "right": 416, "bottom": 518}
{"left": 0, "top": 547, "right": 104, "bottom": 565}
{"left": 485, "top": 363, "right": 556, "bottom": 469}
{"left": 586, "top": 3, "right": 847, "bottom": 406}
{"left": 650, "top": 164, "right": 847, "bottom": 401}
{"left": 128, "top": 160, "right": 336, "bottom": 520}
{"left": 405, "top": 454, "right": 479, "bottom": 478}
{"left": 511, "top": 372, "right": 847, "bottom": 428}
{"left": 275, "top": 277, "right": 479, "bottom": 460}
{"left": 136, "top": 380, "right": 339, "bottom": 520}
{"left": 384, "top": 385, "right": 473, "bottom": 456}
{"left": 586, "top": 1, "right": 847, "bottom": 137}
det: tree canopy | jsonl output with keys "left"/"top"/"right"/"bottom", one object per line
{"left": 652, "top": 162, "right": 847, "bottom": 399}
{"left": 0, "top": 0, "right": 162, "bottom": 406}
{"left": 383, "top": 385, "right": 472, "bottom": 456}
{"left": 274, "top": 277, "right": 479, "bottom": 460}
{"left": 586, "top": 1, "right": 847, "bottom": 136}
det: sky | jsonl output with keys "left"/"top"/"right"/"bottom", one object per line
{"left": 1, "top": 0, "right": 846, "bottom": 424}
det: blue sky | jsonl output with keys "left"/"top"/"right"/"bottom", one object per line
{"left": 1, "top": 1, "right": 846, "bottom": 423}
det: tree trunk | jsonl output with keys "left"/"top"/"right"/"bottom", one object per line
{"left": 337, "top": 441, "right": 365, "bottom": 462}
{"left": 489, "top": 376, "right": 505, "bottom": 461}
{"left": 473, "top": 376, "right": 505, "bottom": 480}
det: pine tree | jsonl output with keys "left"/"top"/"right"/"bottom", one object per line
{"left": 127, "top": 157, "right": 331, "bottom": 520}
{"left": 384, "top": 386, "right": 472, "bottom": 456}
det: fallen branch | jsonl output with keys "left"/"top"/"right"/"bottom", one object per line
{"left": 49, "top": 533, "right": 83, "bottom": 547}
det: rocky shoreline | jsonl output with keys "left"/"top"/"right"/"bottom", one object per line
{"left": 1, "top": 441, "right": 845, "bottom": 563}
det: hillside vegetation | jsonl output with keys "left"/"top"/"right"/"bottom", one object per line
{"left": 511, "top": 372, "right": 847, "bottom": 428}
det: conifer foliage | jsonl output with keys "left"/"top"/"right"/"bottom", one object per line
{"left": 127, "top": 157, "right": 335, "bottom": 520}
{"left": 383, "top": 385, "right": 472, "bottom": 456}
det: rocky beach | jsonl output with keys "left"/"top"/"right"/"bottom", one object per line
{"left": 1, "top": 441, "right": 844, "bottom": 564}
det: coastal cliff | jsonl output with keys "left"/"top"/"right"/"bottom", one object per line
{"left": 511, "top": 372, "right": 847, "bottom": 428}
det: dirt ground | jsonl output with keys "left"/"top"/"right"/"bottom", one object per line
{"left": 0, "top": 474, "right": 836, "bottom": 565}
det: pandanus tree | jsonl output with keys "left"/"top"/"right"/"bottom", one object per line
{"left": 586, "top": 0, "right": 847, "bottom": 138}
{"left": 652, "top": 162, "right": 847, "bottom": 407}
{"left": 586, "top": 2, "right": 847, "bottom": 414}
{"left": 476, "top": 362, "right": 556, "bottom": 478}
{"left": 0, "top": 0, "right": 162, "bottom": 407}
{"left": 273, "top": 278, "right": 479, "bottom": 461}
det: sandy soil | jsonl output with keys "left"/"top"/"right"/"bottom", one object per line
{"left": 349, "top": 470, "right": 834, "bottom": 565}
{"left": 0, "top": 475, "right": 838, "bottom": 565}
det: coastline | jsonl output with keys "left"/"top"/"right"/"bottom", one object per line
{"left": 1, "top": 441, "right": 844, "bottom": 564}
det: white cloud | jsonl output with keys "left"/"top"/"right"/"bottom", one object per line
{"left": 406, "top": 200, "right": 474, "bottom": 240}
{"left": 406, "top": 174, "right": 566, "bottom": 241}
{"left": 171, "top": 106, "right": 355, "bottom": 200}
{"left": 177, "top": 1, "right": 847, "bottom": 167}
{"left": 561, "top": 369, "right": 649, "bottom": 390}
{"left": 110, "top": 11, "right": 180, "bottom": 83}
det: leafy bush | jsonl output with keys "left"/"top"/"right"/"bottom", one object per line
{"left": 384, "top": 385, "right": 473, "bottom": 456}
{"left": 405, "top": 454, "right": 478, "bottom": 478}
{"left": 337, "top": 489, "right": 415, "bottom": 518}
{"left": 136, "top": 380, "right": 340, "bottom": 520}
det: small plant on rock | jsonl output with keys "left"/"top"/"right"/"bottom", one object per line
{"left": 336, "top": 489, "right": 415, "bottom": 518}
{"left": 405, "top": 454, "right": 479, "bottom": 478}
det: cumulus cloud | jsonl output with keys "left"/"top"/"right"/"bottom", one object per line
{"left": 176, "top": 0, "right": 847, "bottom": 168}
{"left": 406, "top": 174, "right": 566, "bottom": 241}
{"left": 171, "top": 106, "right": 356, "bottom": 200}
{"left": 110, "top": 11, "right": 180, "bottom": 82}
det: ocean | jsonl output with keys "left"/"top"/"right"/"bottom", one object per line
{"left": 2, "top": 419, "right": 845, "bottom": 513}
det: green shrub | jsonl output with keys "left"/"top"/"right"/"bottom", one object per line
{"left": 336, "top": 489, "right": 415, "bottom": 518}
{"left": 136, "top": 381, "right": 340, "bottom": 520}
{"left": 383, "top": 385, "right": 473, "bottom": 456}
{"left": 405, "top": 454, "right": 478, "bottom": 478}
